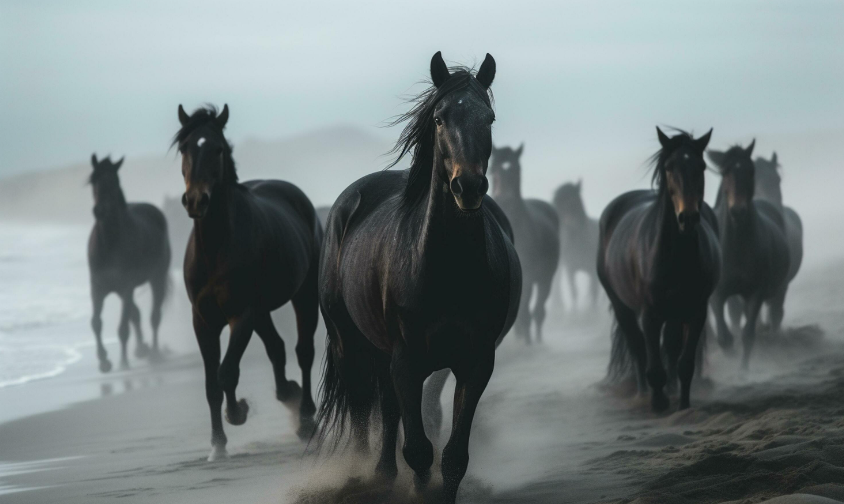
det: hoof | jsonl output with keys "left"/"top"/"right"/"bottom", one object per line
{"left": 99, "top": 359, "right": 113, "bottom": 373}
{"left": 134, "top": 343, "right": 151, "bottom": 359}
{"left": 651, "top": 392, "right": 670, "bottom": 413}
{"left": 296, "top": 415, "right": 317, "bottom": 441}
{"left": 208, "top": 444, "right": 228, "bottom": 462}
{"left": 276, "top": 380, "right": 302, "bottom": 404}
{"left": 225, "top": 399, "right": 249, "bottom": 426}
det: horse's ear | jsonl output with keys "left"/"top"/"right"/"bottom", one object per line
{"left": 91, "top": 153, "right": 99, "bottom": 169}
{"left": 656, "top": 127, "right": 670, "bottom": 148}
{"left": 694, "top": 128, "right": 713, "bottom": 153}
{"left": 515, "top": 142, "right": 524, "bottom": 158}
{"left": 772, "top": 151, "right": 778, "bottom": 166}
{"left": 476, "top": 53, "right": 496, "bottom": 89}
{"left": 113, "top": 156, "right": 124, "bottom": 171}
{"left": 216, "top": 104, "right": 229, "bottom": 129}
{"left": 178, "top": 104, "right": 189, "bottom": 126}
{"left": 707, "top": 149, "right": 726, "bottom": 169}
{"left": 430, "top": 51, "right": 450, "bottom": 88}
{"left": 745, "top": 138, "right": 755, "bottom": 157}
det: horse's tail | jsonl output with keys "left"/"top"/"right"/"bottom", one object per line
{"left": 606, "top": 313, "right": 636, "bottom": 383}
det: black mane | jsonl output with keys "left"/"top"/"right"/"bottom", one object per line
{"left": 387, "top": 67, "right": 494, "bottom": 206}
{"left": 648, "top": 129, "right": 697, "bottom": 188}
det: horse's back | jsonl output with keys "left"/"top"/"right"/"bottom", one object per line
{"left": 599, "top": 190, "right": 654, "bottom": 243}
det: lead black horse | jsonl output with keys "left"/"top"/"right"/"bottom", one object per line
{"left": 317, "top": 52, "right": 520, "bottom": 503}
{"left": 708, "top": 141, "right": 790, "bottom": 369}
{"left": 174, "top": 105, "right": 322, "bottom": 461}
{"left": 599, "top": 128, "right": 720, "bottom": 412}
{"left": 88, "top": 155, "right": 171, "bottom": 372}
{"left": 490, "top": 144, "right": 559, "bottom": 342}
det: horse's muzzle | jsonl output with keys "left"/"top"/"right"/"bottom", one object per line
{"left": 450, "top": 175, "right": 489, "bottom": 211}
{"left": 183, "top": 191, "right": 210, "bottom": 219}
{"left": 677, "top": 210, "right": 700, "bottom": 233}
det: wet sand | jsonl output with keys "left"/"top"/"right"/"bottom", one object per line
{"left": 1, "top": 261, "right": 843, "bottom": 503}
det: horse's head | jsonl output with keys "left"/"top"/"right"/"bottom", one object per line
{"left": 429, "top": 52, "right": 496, "bottom": 211}
{"left": 89, "top": 154, "right": 126, "bottom": 221}
{"left": 753, "top": 151, "right": 783, "bottom": 207}
{"left": 489, "top": 143, "right": 524, "bottom": 201}
{"left": 173, "top": 104, "right": 235, "bottom": 219}
{"left": 708, "top": 140, "right": 756, "bottom": 223}
{"left": 655, "top": 127, "right": 712, "bottom": 234}
{"left": 553, "top": 179, "right": 586, "bottom": 225}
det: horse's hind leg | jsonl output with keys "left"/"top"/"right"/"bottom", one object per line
{"left": 292, "top": 271, "right": 319, "bottom": 438}
{"left": 422, "top": 368, "right": 450, "bottom": 444}
{"left": 391, "top": 339, "right": 434, "bottom": 491}
{"left": 710, "top": 291, "right": 735, "bottom": 351}
{"left": 149, "top": 274, "right": 167, "bottom": 361}
{"left": 126, "top": 290, "right": 150, "bottom": 359}
{"left": 193, "top": 309, "right": 227, "bottom": 461}
{"left": 218, "top": 312, "right": 254, "bottom": 426}
{"left": 608, "top": 294, "right": 648, "bottom": 396}
{"left": 768, "top": 287, "right": 787, "bottom": 334}
{"left": 643, "top": 311, "right": 669, "bottom": 412}
{"left": 726, "top": 296, "right": 743, "bottom": 333}
{"left": 566, "top": 268, "right": 578, "bottom": 312}
{"left": 441, "top": 345, "right": 495, "bottom": 504}
{"left": 515, "top": 279, "right": 533, "bottom": 342}
{"left": 532, "top": 275, "right": 554, "bottom": 342}
{"left": 91, "top": 287, "right": 111, "bottom": 373}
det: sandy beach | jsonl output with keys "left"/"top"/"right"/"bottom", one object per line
{"left": 0, "top": 258, "right": 843, "bottom": 504}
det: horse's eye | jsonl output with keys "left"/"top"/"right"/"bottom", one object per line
{"left": 434, "top": 117, "right": 442, "bottom": 126}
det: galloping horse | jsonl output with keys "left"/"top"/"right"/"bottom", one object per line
{"left": 599, "top": 128, "right": 720, "bottom": 412}
{"left": 552, "top": 180, "right": 600, "bottom": 312}
{"left": 174, "top": 105, "right": 322, "bottom": 461}
{"left": 490, "top": 144, "right": 559, "bottom": 342}
{"left": 88, "top": 155, "right": 170, "bottom": 372}
{"left": 317, "top": 52, "right": 520, "bottom": 503}
{"left": 708, "top": 141, "right": 790, "bottom": 369}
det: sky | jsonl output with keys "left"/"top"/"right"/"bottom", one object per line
{"left": 1, "top": 0, "right": 843, "bottom": 204}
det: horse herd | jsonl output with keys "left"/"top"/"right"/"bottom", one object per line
{"left": 84, "top": 52, "right": 802, "bottom": 502}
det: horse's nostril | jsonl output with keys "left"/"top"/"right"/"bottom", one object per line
{"left": 181, "top": 193, "right": 188, "bottom": 208}
{"left": 678, "top": 212, "right": 686, "bottom": 224}
{"left": 450, "top": 177, "right": 464, "bottom": 196}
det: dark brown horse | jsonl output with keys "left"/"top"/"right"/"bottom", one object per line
{"left": 725, "top": 152, "right": 803, "bottom": 331}
{"left": 599, "top": 128, "right": 720, "bottom": 412}
{"left": 174, "top": 105, "right": 322, "bottom": 461}
{"left": 552, "top": 180, "right": 600, "bottom": 312}
{"left": 490, "top": 144, "right": 559, "bottom": 342}
{"left": 317, "top": 52, "right": 520, "bottom": 503}
{"left": 88, "top": 155, "right": 171, "bottom": 372}
{"left": 708, "top": 141, "right": 791, "bottom": 369}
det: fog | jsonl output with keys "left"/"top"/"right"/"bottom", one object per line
{"left": 1, "top": 2, "right": 844, "bottom": 503}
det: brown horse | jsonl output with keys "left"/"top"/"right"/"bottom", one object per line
{"left": 174, "top": 105, "right": 322, "bottom": 461}
{"left": 317, "top": 52, "right": 520, "bottom": 503}
{"left": 88, "top": 155, "right": 171, "bottom": 372}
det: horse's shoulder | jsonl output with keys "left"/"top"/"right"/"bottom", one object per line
{"left": 600, "top": 190, "right": 654, "bottom": 232}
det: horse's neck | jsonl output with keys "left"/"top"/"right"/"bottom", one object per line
{"left": 192, "top": 185, "right": 239, "bottom": 256}
{"left": 95, "top": 206, "right": 130, "bottom": 245}
{"left": 649, "top": 188, "right": 685, "bottom": 257}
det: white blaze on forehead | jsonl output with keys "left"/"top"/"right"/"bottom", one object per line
{"left": 458, "top": 99, "right": 463, "bottom": 104}
{"left": 684, "top": 154, "right": 690, "bottom": 159}
{"left": 197, "top": 137, "right": 206, "bottom": 147}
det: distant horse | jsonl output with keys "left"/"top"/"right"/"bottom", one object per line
{"left": 599, "top": 128, "right": 720, "bottom": 411}
{"left": 317, "top": 52, "right": 520, "bottom": 503}
{"left": 174, "top": 105, "right": 322, "bottom": 461}
{"left": 708, "top": 141, "right": 790, "bottom": 369}
{"left": 88, "top": 155, "right": 171, "bottom": 372}
{"left": 552, "top": 180, "right": 600, "bottom": 312}
{"left": 490, "top": 144, "right": 559, "bottom": 342}
{"left": 314, "top": 205, "right": 331, "bottom": 228}
{"left": 725, "top": 152, "right": 803, "bottom": 330}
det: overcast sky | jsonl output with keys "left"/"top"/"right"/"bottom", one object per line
{"left": 1, "top": 0, "right": 842, "bottom": 180}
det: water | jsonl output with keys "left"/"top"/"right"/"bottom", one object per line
{"left": 0, "top": 223, "right": 95, "bottom": 388}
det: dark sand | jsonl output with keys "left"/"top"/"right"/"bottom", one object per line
{"left": 1, "top": 261, "right": 843, "bottom": 503}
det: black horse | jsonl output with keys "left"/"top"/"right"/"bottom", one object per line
{"left": 174, "top": 105, "right": 322, "bottom": 461}
{"left": 552, "top": 180, "right": 600, "bottom": 312}
{"left": 490, "top": 144, "right": 559, "bottom": 342}
{"left": 88, "top": 155, "right": 171, "bottom": 372}
{"left": 599, "top": 128, "right": 720, "bottom": 412}
{"left": 317, "top": 52, "right": 520, "bottom": 503}
{"left": 314, "top": 205, "right": 331, "bottom": 228}
{"left": 724, "top": 152, "right": 803, "bottom": 330}
{"left": 708, "top": 141, "right": 791, "bottom": 369}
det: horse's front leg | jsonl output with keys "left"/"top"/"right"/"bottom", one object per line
{"left": 390, "top": 339, "right": 433, "bottom": 491}
{"left": 441, "top": 345, "right": 495, "bottom": 504}
{"left": 710, "top": 291, "right": 734, "bottom": 351}
{"left": 219, "top": 309, "right": 254, "bottom": 426}
{"left": 643, "top": 311, "right": 668, "bottom": 412}
{"left": 193, "top": 309, "right": 226, "bottom": 461}
{"left": 678, "top": 306, "right": 707, "bottom": 410}
{"left": 741, "top": 294, "right": 764, "bottom": 370}
{"left": 91, "top": 286, "right": 111, "bottom": 373}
